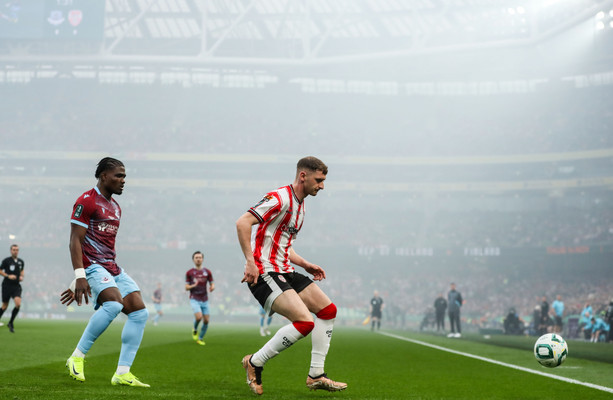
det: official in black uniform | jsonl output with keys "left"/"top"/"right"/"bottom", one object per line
{"left": 370, "top": 290, "right": 384, "bottom": 331}
{"left": 0, "top": 244, "right": 25, "bottom": 332}
{"left": 434, "top": 292, "right": 447, "bottom": 332}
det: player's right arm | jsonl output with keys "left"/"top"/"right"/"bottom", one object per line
{"left": 236, "top": 211, "right": 259, "bottom": 285}
{"left": 185, "top": 270, "right": 199, "bottom": 291}
{"left": 69, "top": 223, "right": 91, "bottom": 306}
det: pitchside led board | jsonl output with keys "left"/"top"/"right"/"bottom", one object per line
{"left": 0, "top": 0, "right": 105, "bottom": 40}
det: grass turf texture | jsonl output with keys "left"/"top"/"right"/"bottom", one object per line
{"left": 1, "top": 320, "right": 612, "bottom": 399}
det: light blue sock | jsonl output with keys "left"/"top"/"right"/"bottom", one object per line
{"left": 77, "top": 301, "right": 123, "bottom": 354}
{"left": 118, "top": 308, "right": 148, "bottom": 367}
{"left": 153, "top": 313, "right": 160, "bottom": 323}
{"left": 199, "top": 323, "right": 208, "bottom": 340}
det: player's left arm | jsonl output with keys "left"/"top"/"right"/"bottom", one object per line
{"left": 289, "top": 248, "right": 326, "bottom": 281}
{"left": 207, "top": 271, "right": 215, "bottom": 292}
{"left": 19, "top": 268, "right": 24, "bottom": 282}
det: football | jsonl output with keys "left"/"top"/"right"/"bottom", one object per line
{"left": 533, "top": 333, "right": 568, "bottom": 368}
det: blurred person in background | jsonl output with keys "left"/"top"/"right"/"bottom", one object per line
{"left": 151, "top": 282, "right": 163, "bottom": 326}
{"left": 589, "top": 315, "right": 610, "bottom": 343}
{"left": 0, "top": 244, "right": 25, "bottom": 332}
{"left": 605, "top": 299, "right": 613, "bottom": 343}
{"left": 370, "top": 290, "right": 384, "bottom": 331}
{"left": 185, "top": 251, "right": 215, "bottom": 346}
{"left": 503, "top": 307, "right": 525, "bottom": 335}
{"left": 434, "top": 292, "right": 447, "bottom": 333}
{"left": 236, "top": 156, "right": 346, "bottom": 395}
{"left": 531, "top": 305, "right": 541, "bottom": 336}
{"left": 578, "top": 302, "right": 593, "bottom": 338}
{"left": 259, "top": 305, "right": 273, "bottom": 336}
{"left": 63, "top": 157, "right": 150, "bottom": 387}
{"left": 539, "top": 295, "right": 550, "bottom": 335}
{"left": 447, "top": 282, "right": 463, "bottom": 338}
{"left": 580, "top": 311, "right": 594, "bottom": 340}
{"left": 551, "top": 295, "right": 564, "bottom": 334}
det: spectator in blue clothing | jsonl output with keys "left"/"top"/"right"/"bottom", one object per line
{"left": 551, "top": 295, "right": 564, "bottom": 333}
{"left": 589, "top": 316, "right": 610, "bottom": 343}
{"left": 579, "top": 303, "right": 593, "bottom": 339}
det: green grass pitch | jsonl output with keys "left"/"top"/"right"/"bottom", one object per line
{"left": 1, "top": 320, "right": 612, "bottom": 399}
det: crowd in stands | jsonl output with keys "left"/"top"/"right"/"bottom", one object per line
{"left": 1, "top": 186, "right": 611, "bottom": 251}
{"left": 2, "top": 81, "right": 612, "bottom": 157}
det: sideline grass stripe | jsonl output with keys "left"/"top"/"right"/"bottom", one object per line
{"left": 380, "top": 331, "right": 613, "bottom": 395}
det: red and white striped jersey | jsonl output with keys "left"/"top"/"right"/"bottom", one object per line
{"left": 248, "top": 185, "right": 305, "bottom": 274}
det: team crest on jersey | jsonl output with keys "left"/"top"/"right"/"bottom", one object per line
{"left": 74, "top": 204, "right": 84, "bottom": 218}
{"left": 253, "top": 195, "right": 273, "bottom": 208}
{"left": 278, "top": 275, "right": 287, "bottom": 283}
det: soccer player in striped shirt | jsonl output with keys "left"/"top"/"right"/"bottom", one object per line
{"left": 236, "top": 156, "right": 347, "bottom": 395}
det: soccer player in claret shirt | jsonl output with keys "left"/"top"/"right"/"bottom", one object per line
{"left": 185, "top": 251, "right": 215, "bottom": 345}
{"left": 60, "top": 157, "right": 150, "bottom": 387}
{"left": 236, "top": 156, "right": 347, "bottom": 395}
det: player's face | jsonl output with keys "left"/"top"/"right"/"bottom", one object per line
{"left": 304, "top": 170, "right": 326, "bottom": 197}
{"left": 193, "top": 253, "right": 203, "bottom": 267}
{"left": 10, "top": 246, "right": 18, "bottom": 258}
{"left": 102, "top": 166, "right": 126, "bottom": 195}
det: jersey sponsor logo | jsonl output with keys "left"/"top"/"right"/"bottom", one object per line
{"left": 280, "top": 223, "right": 299, "bottom": 235}
{"left": 74, "top": 204, "right": 84, "bottom": 218}
{"left": 98, "top": 222, "right": 118, "bottom": 234}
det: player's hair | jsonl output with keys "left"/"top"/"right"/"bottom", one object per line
{"left": 192, "top": 250, "right": 203, "bottom": 259}
{"left": 296, "top": 156, "right": 328, "bottom": 175}
{"left": 95, "top": 157, "right": 124, "bottom": 179}
{"left": 10, "top": 244, "right": 18, "bottom": 250}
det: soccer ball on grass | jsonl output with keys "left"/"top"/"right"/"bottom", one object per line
{"left": 533, "top": 333, "right": 568, "bottom": 368}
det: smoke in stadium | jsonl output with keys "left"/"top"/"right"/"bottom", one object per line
{"left": 1, "top": 0, "right": 612, "bottom": 345}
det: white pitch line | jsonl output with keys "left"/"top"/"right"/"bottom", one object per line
{"left": 379, "top": 331, "right": 613, "bottom": 394}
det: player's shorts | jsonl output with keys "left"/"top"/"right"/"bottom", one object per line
{"left": 154, "top": 303, "right": 163, "bottom": 313}
{"left": 1, "top": 283, "right": 22, "bottom": 303}
{"left": 371, "top": 310, "right": 382, "bottom": 319}
{"left": 86, "top": 264, "right": 140, "bottom": 308}
{"left": 248, "top": 271, "right": 313, "bottom": 316}
{"left": 190, "top": 299, "right": 210, "bottom": 315}
{"left": 554, "top": 315, "right": 563, "bottom": 327}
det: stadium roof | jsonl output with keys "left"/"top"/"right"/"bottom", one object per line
{"left": 1, "top": 0, "right": 612, "bottom": 67}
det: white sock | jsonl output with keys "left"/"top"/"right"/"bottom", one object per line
{"left": 72, "top": 348, "right": 86, "bottom": 358}
{"left": 309, "top": 317, "right": 334, "bottom": 377}
{"left": 116, "top": 365, "right": 130, "bottom": 375}
{"left": 251, "top": 323, "right": 305, "bottom": 367}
